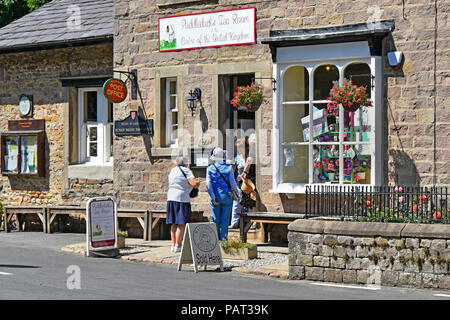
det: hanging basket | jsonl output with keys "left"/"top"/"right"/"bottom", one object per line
{"left": 235, "top": 100, "right": 262, "bottom": 112}
{"left": 343, "top": 103, "right": 360, "bottom": 113}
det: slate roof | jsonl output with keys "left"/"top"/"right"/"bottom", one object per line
{"left": 0, "top": 0, "right": 113, "bottom": 53}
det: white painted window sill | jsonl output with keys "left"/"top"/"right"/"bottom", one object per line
{"left": 68, "top": 163, "right": 113, "bottom": 180}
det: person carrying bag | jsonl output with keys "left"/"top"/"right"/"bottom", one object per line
{"left": 166, "top": 156, "right": 200, "bottom": 252}
{"left": 206, "top": 147, "right": 240, "bottom": 241}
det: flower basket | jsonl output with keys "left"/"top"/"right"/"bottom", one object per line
{"left": 230, "top": 83, "right": 266, "bottom": 112}
{"left": 326, "top": 80, "right": 372, "bottom": 114}
{"left": 220, "top": 240, "right": 257, "bottom": 260}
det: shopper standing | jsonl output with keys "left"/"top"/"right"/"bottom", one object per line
{"left": 166, "top": 156, "right": 200, "bottom": 252}
{"left": 206, "top": 147, "right": 240, "bottom": 241}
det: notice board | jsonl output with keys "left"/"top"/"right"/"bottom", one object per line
{"left": 178, "top": 222, "right": 223, "bottom": 273}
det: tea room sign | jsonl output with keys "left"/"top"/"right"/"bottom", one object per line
{"left": 159, "top": 7, "right": 256, "bottom": 52}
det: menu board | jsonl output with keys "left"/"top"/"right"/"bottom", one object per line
{"left": 87, "top": 198, "right": 116, "bottom": 249}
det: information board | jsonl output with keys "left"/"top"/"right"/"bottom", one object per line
{"left": 86, "top": 197, "right": 117, "bottom": 257}
{"left": 178, "top": 222, "right": 223, "bottom": 273}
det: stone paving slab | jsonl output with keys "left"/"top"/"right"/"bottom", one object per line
{"left": 61, "top": 239, "right": 289, "bottom": 280}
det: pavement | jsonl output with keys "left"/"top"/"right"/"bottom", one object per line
{"left": 61, "top": 238, "right": 290, "bottom": 280}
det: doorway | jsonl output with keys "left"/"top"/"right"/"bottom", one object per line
{"left": 218, "top": 74, "right": 255, "bottom": 158}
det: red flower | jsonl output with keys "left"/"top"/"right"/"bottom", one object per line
{"left": 413, "top": 205, "right": 418, "bottom": 213}
{"left": 366, "top": 200, "right": 371, "bottom": 206}
{"left": 433, "top": 211, "right": 441, "bottom": 220}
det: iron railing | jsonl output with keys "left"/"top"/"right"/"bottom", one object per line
{"left": 306, "top": 185, "right": 449, "bottom": 224}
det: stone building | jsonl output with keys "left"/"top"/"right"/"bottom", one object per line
{"left": 0, "top": 0, "right": 449, "bottom": 239}
{"left": 0, "top": 0, "right": 114, "bottom": 206}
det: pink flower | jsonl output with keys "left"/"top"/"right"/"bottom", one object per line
{"left": 398, "top": 187, "right": 403, "bottom": 192}
{"left": 398, "top": 196, "right": 404, "bottom": 203}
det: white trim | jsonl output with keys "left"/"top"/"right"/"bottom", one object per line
{"left": 165, "top": 77, "right": 178, "bottom": 147}
{"left": 77, "top": 88, "right": 113, "bottom": 166}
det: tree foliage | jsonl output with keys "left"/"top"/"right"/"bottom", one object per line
{"left": 0, "top": 0, "right": 52, "bottom": 28}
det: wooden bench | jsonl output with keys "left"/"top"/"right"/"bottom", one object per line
{"left": 46, "top": 206, "right": 85, "bottom": 234}
{"left": 3, "top": 206, "right": 47, "bottom": 233}
{"left": 238, "top": 212, "right": 305, "bottom": 243}
{"left": 2, "top": 205, "right": 205, "bottom": 241}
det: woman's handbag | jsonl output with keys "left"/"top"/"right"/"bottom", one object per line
{"left": 213, "top": 164, "right": 239, "bottom": 201}
{"left": 178, "top": 166, "right": 199, "bottom": 198}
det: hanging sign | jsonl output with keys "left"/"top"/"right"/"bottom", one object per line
{"left": 103, "top": 78, "right": 128, "bottom": 103}
{"left": 178, "top": 222, "right": 223, "bottom": 273}
{"left": 86, "top": 197, "right": 117, "bottom": 257}
{"left": 114, "top": 111, "right": 153, "bottom": 136}
{"left": 159, "top": 7, "right": 256, "bottom": 52}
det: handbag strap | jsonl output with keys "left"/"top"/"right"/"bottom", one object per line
{"left": 213, "top": 163, "right": 233, "bottom": 190}
{"left": 178, "top": 166, "right": 188, "bottom": 179}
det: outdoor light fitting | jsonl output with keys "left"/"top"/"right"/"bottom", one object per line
{"left": 187, "top": 88, "right": 202, "bottom": 116}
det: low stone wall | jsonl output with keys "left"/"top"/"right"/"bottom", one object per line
{"left": 288, "top": 220, "right": 450, "bottom": 290}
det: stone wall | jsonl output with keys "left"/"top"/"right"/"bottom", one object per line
{"left": 0, "top": 42, "right": 113, "bottom": 206}
{"left": 113, "top": 0, "right": 450, "bottom": 217}
{"left": 288, "top": 219, "right": 450, "bottom": 290}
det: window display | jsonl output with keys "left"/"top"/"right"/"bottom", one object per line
{"left": 278, "top": 59, "right": 376, "bottom": 188}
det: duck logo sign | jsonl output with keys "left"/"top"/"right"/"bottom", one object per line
{"left": 178, "top": 223, "right": 223, "bottom": 273}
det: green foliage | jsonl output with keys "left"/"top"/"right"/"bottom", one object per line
{"left": 117, "top": 230, "right": 128, "bottom": 238}
{"left": 220, "top": 240, "right": 255, "bottom": 251}
{"left": 0, "top": 201, "right": 3, "bottom": 218}
{"left": 0, "top": 0, "right": 52, "bottom": 28}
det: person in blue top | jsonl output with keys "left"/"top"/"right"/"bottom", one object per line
{"left": 206, "top": 147, "right": 240, "bottom": 241}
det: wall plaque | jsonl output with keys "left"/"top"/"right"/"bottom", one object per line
{"left": 114, "top": 111, "right": 153, "bottom": 136}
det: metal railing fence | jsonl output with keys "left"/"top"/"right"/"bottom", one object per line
{"left": 306, "top": 185, "right": 449, "bottom": 224}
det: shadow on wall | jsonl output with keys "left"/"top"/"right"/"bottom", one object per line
{"left": 389, "top": 149, "right": 421, "bottom": 186}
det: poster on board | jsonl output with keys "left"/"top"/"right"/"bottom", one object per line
{"left": 178, "top": 222, "right": 223, "bottom": 273}
{"left": 86, "top": 197, "right": 117, "bottom": 257}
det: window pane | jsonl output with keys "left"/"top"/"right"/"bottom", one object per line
{"left": 282, "top": 146, "right": 308, "bottom": 183}
{"left": 343, "top": 106, "right": 373, "bottom": 144}
{"left": 344, "top": 63, "right": 371, "bottom": 98}
{"left": 84, "top": 91, "right": 97, "bottom": 122}
{"left": 90, "top": 142, "right": 97, "bottom": 157}
{"left": 314, "top": 64, "right": 339, "bottom": 100}
{"left": 109, "top": 125, "right": 113, "bottom": 157}
{"left": 350, "top": 154, "right": 371, "bottom": 185}
{"left": 20, "top": 136, "right": 37, "bottom": 174}
{"left": 172, "top": 111, "right": 178, "bottom": 125}
{"left": 4, "top": 136, "right": 18, "bottom": 172}
{"left": 169, "top": 80, "right": 176, "bottom": 94}
{"left": 312, "top": 144, "right": 340, "bottom": 184}
{"left": 284, "top": 104, "right": 308, "bottom": 142}
{"left": 283, "top": 66, "right": 309, "bottom": 101}
{"left": 170, "top": 95, "right": 177, "bottom": 109}
{"left": 89, "top": 127, "right": 97, "bottom": 141}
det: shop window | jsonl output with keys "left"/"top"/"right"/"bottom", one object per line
{"left": 78, "top": 88, "right": 113, "bottom": 165}
{"left": 274, "top": 47, "right": 380, "bottom": 192}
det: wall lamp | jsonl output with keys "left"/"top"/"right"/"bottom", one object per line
{"left": 187, "top": 88, "right": 202, "bottom": 116}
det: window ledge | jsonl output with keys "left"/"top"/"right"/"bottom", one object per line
{"left": 151, "top": 146, "right": 188, "bottom": 157}
{"left": 68, "top": 164, "right": 113, "bottom": 180}
{"left": 270, "top": 183, "right": 307, "bottom": 194}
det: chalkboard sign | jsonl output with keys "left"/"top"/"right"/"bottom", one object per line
{"left": 114, "top": 111, "right": 153, "bottom": 136}
{"left": 178, "top": 222, "right": 223, "bottom": 273}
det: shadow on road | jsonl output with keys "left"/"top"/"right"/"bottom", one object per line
{"left": 0, "top": 264, "right": 41, "bottom": 269}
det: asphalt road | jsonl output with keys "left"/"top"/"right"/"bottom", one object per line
{"left": 0, "top": 232, "right": 449, "bottom": 302}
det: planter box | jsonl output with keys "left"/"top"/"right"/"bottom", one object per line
{"left": 220, "top": 246, "right": 257, "bottom": 260}
{"left": 117, "top": 236, "right": 126, "bottom": 249}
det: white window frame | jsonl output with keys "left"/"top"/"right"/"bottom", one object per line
{"left": 78, "top": 88, "right": 113, "bottom": 165}
{"left": 165, "top": 78, "right": 178, "bottom": 147}
{"left": 271, "top": 41, "right": 383, "bottom": 194}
